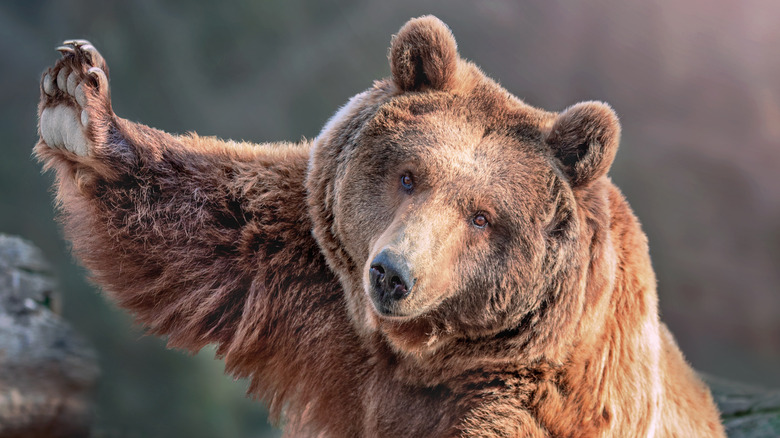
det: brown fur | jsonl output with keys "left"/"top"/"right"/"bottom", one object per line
{"left": 36, "top": 16, "right": 725, "bottom": 437}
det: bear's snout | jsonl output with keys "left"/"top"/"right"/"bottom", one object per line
{"left": 368, "top": 249, "right": 415, "bottom": 315}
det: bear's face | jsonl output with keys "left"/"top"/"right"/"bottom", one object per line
{"left": 307, "top": 16, "right": 620, "bottom": 361}
{"left": 338, "top": 93, "right": 555, "bottom": 326}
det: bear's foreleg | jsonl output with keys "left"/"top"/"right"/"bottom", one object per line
{"left": 35, "top": 40, "right": 368, "bottom": 434}
{"left": 35, "top": 41, "right": 334, "bottom": 352}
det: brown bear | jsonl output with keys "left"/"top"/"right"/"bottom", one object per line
{"left": 36, "top": 16, "right": 725, "bottom": 437}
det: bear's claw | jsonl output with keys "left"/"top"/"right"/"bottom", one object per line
{"left": 62, "top": 39, "right": 91, "bottom": 47}
{"left": 55, "top": 45, "right": 75, "bottom": 54}
{"left": 39, "top": 39, "right": 111, "bottom": 157}
{"left": 87, "top": 67, "right": 108, "bottom": 88}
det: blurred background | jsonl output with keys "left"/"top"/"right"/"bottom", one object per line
{"left": 1, "top": 0, "right": 778, "bottom": 436}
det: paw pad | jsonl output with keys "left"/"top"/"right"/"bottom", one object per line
{"left": 39, "top": 39, "right": 110, "bottom": 157}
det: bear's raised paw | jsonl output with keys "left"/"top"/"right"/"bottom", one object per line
{"left": 39, "top": 40, "right": 112, "bottom": 157}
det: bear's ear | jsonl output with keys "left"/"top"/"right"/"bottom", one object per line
{"left": 545, "top": 101, "right": 621, "bottom": 188}
{"left": 389, "top": 15, "right": 459, "bottom": 92}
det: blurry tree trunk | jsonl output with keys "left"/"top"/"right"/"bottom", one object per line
{"left": 0, "top": 234, "right": 99, "bottom": 438}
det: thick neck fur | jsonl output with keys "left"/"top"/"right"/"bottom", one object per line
{"left": 533, "top": 180, "right": 662, "bottom": 436}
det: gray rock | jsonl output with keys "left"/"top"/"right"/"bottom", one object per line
{"left": 704, "top": 374, "right": 780, "bottom": 438}
{"left": 0, "top": 234, "right": 99, "bottom": 438}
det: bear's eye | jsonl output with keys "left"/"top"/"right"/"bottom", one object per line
{"left": 400, "top": 173, "right": 414, "bottom": 192}
{"left": 472, "top": 214, "right": 489, "bottom": 229}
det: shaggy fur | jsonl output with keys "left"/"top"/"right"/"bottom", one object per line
{"left": 36, "top": 17, "right": 725, "bottom": 437}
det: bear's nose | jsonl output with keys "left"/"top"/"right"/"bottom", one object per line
{"left": 369, "top": 249, "right": 414, "bottom": 304}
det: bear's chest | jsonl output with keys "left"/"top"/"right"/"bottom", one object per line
{"left": 360, "top": 366, "right": 534, "bottom": 437}
{"left": 361, "top": 376, "right": 463, "bottom": 437}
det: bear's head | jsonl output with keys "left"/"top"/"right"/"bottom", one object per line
{"left": 307, "top": 16, "right": 621, "bottom": 373}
